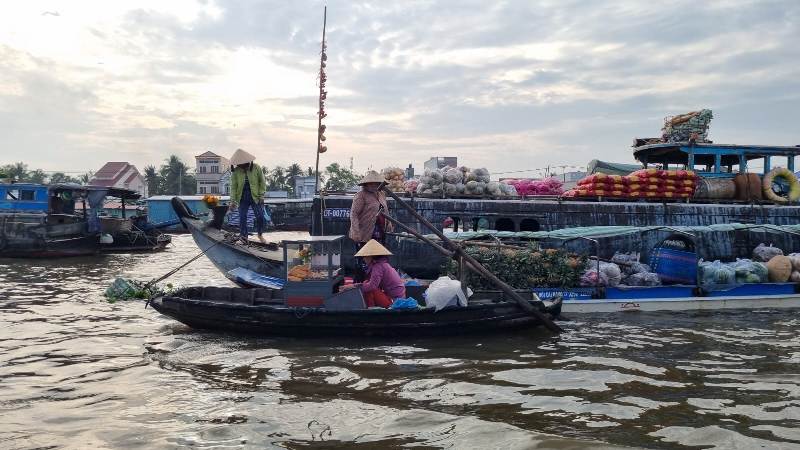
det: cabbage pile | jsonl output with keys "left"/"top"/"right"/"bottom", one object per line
{"left": 417, "top": 166, "right": 517, "bottom": 197}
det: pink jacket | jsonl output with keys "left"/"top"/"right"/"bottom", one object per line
{"left": 359, "top": 257, "right": 406, "bottom": 299}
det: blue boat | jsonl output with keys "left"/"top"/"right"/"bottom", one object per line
{"left": 0, "top": 183, "right": 98, "bottom": 257}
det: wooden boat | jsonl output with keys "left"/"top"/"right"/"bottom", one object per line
{"left": 536, "top": 283, "right": 800, "bottom": 313}
{"left": 0, "top": 183, "right": 100, "bottom": 258}
{"left": 148, "top": 286, "right": 561, "bottom": 337}
{"left": 171, "top": 197, "right": 285, "bottom": 279}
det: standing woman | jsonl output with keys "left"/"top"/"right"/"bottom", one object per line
{"left": 349, "top": 171, "right": 393, "bottom": 281}
{"left": 229, "top": 149, "right": 267, "bottom": 244}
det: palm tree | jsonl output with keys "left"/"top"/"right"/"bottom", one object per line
{"left": 3, "top": 162, "right": 28, "bottom": 182}
{"left": 78, "top": 171, "right": 94, "bottom": 184}
{"left": 27, "top": 169, "right": 47, "bottom": 184}
{"left": 286, "top": 163, "right": 303, "bottom": 194}
{"left": 160, "top": 155, "right": 195, "bottom": 195}
{"left": 143, "top": 165, "right": 162, "bottom": 196}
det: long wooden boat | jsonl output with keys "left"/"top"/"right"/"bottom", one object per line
{"left": 172, "top": 197, "right": 285, "bottom": 279}
{"left": 148, "top": 286, "right": 561, "bottom": 337}
{"left": 536, "top": 283, "right": 800, "bottom": 313}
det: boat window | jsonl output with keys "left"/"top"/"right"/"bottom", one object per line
{"left": 5, "top": 189, "right": 19, "bottom": 200}
{"left": 443, "top": 216, "right": 459, "bottom": 231}
{"left": 495, "top": 218, "right": 516, "bottom": 232}
{"left": 519, "top": 218, "right": 540, "bottom": 231}
{"left": 19, "top": 190, "right": 35, "bottom": 201}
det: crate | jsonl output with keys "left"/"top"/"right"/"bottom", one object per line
{"left": 324, "top": 288, "right": 366, "bottom": 311}
{"left": 650, "top": 247, "right": 697, "bottom": 284}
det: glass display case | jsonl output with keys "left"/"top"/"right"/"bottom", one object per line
{"left": 282, "top": 235, "right": 345, "bottom": 307}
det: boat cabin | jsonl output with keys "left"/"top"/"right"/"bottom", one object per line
{"left": 633, "top": 142, "right": 800, "bottom": 178}
{"left": 0, "top": 183, "right": 87, "bottom": 214}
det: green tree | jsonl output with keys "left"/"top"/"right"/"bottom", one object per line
{"left": 286, "top": 163, "right": 303, "bottom": 194}
{"left": 2, "top": 162, "right": 28, "bottom": 182}
{"left": 49, "top": 172, "right": 79, "bottom": 184}
{"left": 27, "top": 169, "right": 47, "bottom": 184}
{"left": 267, "top": 166, "right": 288, "bottom": 191}
{"left": 143, "top": 165, "right": 163, "bottom": 196}
{"left": 324, "top": 163, "right": 360, "bottom": 191}
{"left": 160, "top": 155, "right": 196, "bottom": 195}
{"left": 78, "top": 171, "right": 94, "bottom": 184}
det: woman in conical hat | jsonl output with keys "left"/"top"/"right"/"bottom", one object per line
{"left": 349, "top": 170, "right": 394, "bottom": 281}
{"left": 229, "top": 148, "right": 268, "bottom": 243}
{"left": 346, "top": 239, "right": 405, "bottom": 308}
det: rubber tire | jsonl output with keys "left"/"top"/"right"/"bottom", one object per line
{"left": 762, "top": 168, "right": 800, "bottom": 203}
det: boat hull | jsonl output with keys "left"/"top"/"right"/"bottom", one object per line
{"left": 150, "top": 294, "right": 546, "bottom": 337}
{"left": 183, "top": 217, "right": 284, "bottom": 278}
{"left": 555, "top": 294, "right": 800, "bottom": 313}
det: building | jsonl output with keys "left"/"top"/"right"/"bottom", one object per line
{"left": 294, "top": 176, "right": 317, "bottom": 199}
{"left": 218, "top": 169, "right": 232, "bottom": 196}
{"left": 90, "top": 162, "right": 147, "bottom": 197}
{"left": 405, "top": 164, "right": 415, "bottom": 179}
{"left": 195, "top": 151, "right": 230, "bottom": 194}
{"left": 424, "top": 157, "right": 458, "bottom": 172}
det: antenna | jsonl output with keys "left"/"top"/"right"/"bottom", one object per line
{"left": 314, "top": 6, "right": 328, "bottom": 194}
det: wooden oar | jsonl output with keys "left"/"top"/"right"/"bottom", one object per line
{"left": 381, "top": 187, "right": 563, "bottom": 333}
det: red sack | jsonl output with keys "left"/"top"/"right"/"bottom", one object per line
{"left": 578, "top": 174, "right": 625, "bottom": 186}
{"left": 578, "top": 182, "right": 628, "bottom": 192}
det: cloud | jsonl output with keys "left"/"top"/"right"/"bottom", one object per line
{"left": 0, "top": 0, "right": 798, "bottom": 176}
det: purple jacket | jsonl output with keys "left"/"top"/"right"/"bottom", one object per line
{"left": 360, "top": 257, "right": 406, "bottom": 299}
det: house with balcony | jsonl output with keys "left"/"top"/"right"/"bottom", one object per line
{"left": 195, "top": 151, "right": 230, "bottom": 194}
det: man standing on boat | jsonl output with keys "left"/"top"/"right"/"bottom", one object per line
{"left": 229, "top": 149, "right": 267, "bottom": 244}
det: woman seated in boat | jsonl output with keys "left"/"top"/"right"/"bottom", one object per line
{"left": 345, "top": 239, "right": 405, "bottom": 308}
{"left": 228, "top": 149, "right": 267, "bottom": 244}
{"left": 349, "top": 171, "right": 393, "bottom": 281}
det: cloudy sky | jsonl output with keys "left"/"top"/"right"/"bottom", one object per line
{"left": 1, "top": 0, "right": 798, "bottom": 177}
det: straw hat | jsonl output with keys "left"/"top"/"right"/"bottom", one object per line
{"left": 230, "top": 148, "right": 256, "bottom": 166}
{"left": 354, "top": 239, "right": 393, "bottom": 257}
{"left": 359, "top": 170, "right": 385, "bottom": 185}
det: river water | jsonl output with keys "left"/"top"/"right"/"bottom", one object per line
{"left": 1, "top": 233, "right": 799, "bottom": 449}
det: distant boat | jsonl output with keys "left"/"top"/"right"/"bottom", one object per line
{"left": 0, "top": 183, "right": 99, "bottom": 257}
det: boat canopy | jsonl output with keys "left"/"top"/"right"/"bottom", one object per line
{"left": 428, "top": 223, "right": 800, "bottom": 241}
{"left": 587, "top": 159, "right": 642, "bottom": 176}
{"left": 633, "top": 142, "right": 800, "bottom": 178}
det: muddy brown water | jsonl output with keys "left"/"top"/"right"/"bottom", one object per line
{"left": 1, "top": 234, "right": 799, "bottom": 449}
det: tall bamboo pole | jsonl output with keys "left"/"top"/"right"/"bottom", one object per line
{"left": 314, "top": 6, "right": 327, "bottom": 194}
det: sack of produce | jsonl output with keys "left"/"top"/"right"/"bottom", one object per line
{"left": 730, "top": 258, "right": 768, "bottom": 283}
{"left": 442, "top": 167, "right": 463, "bottom": 184}
{"left": 788, "top": 253, "right": 800, "bottom": 271}
{"left": 599, "top": 261, "right": 623, "bottom": 287}
{"left": 472, "top": 168, "right": 491, "bottom": 183}
{"left": 404, "top": 179, "right": 419, "bottom": 193}
{"left": 382, "top": 167, "right": 406, "bottom": 192}
{"left": 766, "top": 255, "right": 792, "bottom": 282}
{"left": 791, "top": 271, "right": 800, "bottom": 282}
{"left": 699, "top": 260, "right": 736, "bottom": 286}
{"left": 753, "top": 243, "right": 783, "bottom": 262}
{"left": 485, "top": 181, "right": 503, "bottom": 196}
{"left": 625, "top": 272, "right": 662, "bottom": 286}
{"left": 580, "top": 268, "right": 609, "bottom": 287}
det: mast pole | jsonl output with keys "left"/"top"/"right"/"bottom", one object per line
{"left": 314, "top": 6, "right": 327, "bottom": 194}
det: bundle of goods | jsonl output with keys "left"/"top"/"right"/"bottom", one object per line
{"left": 752, "top": 243, "right": 783, "bottom": 262}
{"left": 288, "top": 264, "right": 329, "bottom": 281}
{"left": 417, "top": 166, "right": 516, "bottom": 198}
{"left": 562, "top": 169, "right": 698, "bottom": 199}
{"left": 611, "top": 252, "right": 661, "bottom": 286}
{"left": 788, "top": 253, "right": 800, "bottom": 282}
{"left": 579, "top": 252, "right": 662, "bottom": 287}
{"left": 503, "top": 178, "right": 563, "bottom": 196}
{"left": 403, "top": 179, "right": 419, "bottom": 194}
{"left": 445, "top": 246, "right": 586, "bottom": 290}
{"left": 698, "top": 258, "right": 770, "bottom": 287}
{"left": 662, "top": 109, "right": 713, "bottom": 143}
{"left": 382, "top": 167, "right": 406, "bottom": 192}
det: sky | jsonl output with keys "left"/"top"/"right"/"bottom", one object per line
{"left": 1, "top": 0, "right": 799, "bottom": 178}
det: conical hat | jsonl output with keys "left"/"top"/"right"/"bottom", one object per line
{"left": 359, "top": 170, "right": 385, "bottom": 185}
{"left": 354, "top": 239, "right": 393, "bottom": 257}
{"left": 230, "top": 148, "right": 256, "bottom": 166}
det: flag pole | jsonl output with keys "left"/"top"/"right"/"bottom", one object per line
{"left": 314, "top": 6, "right": 327, "bottom": 194}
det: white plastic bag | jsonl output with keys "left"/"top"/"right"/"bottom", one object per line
{"left": 423, "top": 276, "right": 470, "bottom": 311}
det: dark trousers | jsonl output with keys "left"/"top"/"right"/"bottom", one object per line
{"left": 238, "top": 186, "right": 265, "bottom": 238}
